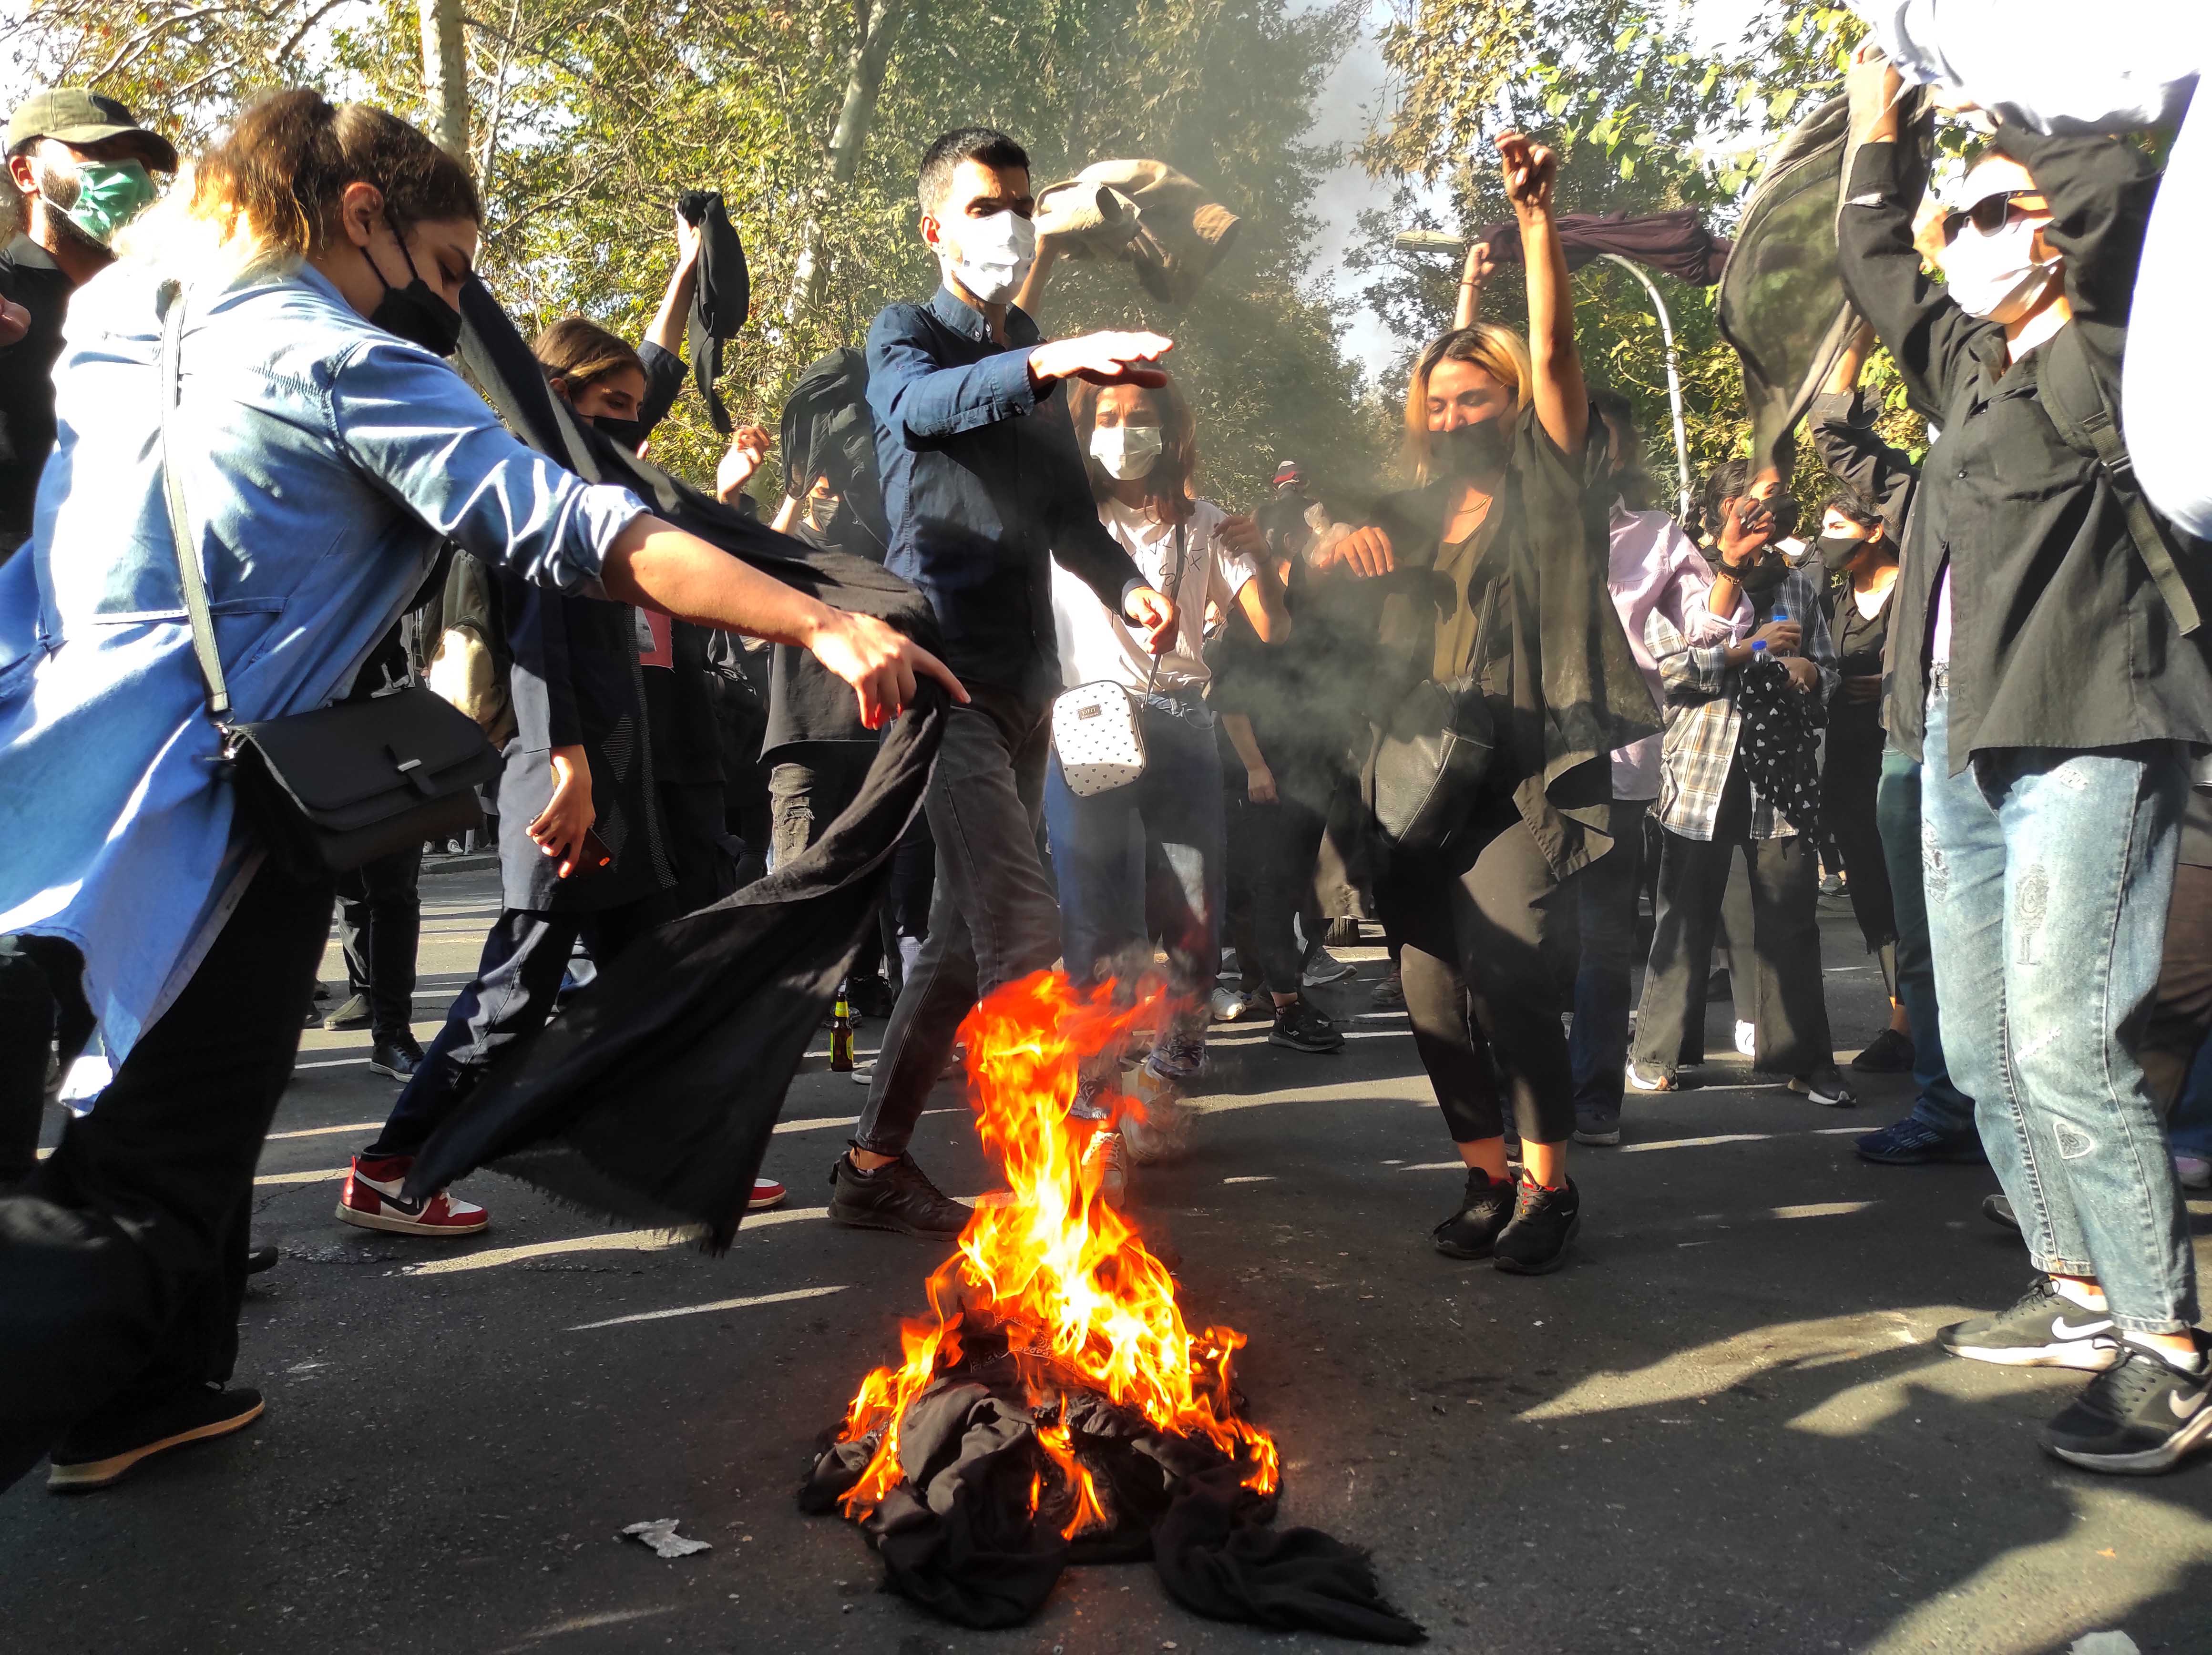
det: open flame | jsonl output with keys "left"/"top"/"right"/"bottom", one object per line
{"left": 832, "top": 971, "right": 1279, "bottom": 1534}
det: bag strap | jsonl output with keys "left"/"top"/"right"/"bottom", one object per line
{"left": 2039, "top": 326, "right": 2202, "bottom": 638}
{"left": 1140, "top": 518, "right": 1191, "bottom": 701}
{"left": 156, "top": 279, "right": 235, "bottom": 723}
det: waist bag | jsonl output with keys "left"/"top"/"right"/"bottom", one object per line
{"left": 157, "top": 280, "right": 502, "bottom": 880}
{"left": 1365, "top": 675, "right": 1496, "bottom": 854}
{"left": 1052, "top": 520, "right": 1187, "bottom": 798}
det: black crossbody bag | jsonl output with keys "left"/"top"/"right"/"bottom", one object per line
{"left": 157, "top": 281, "right": 502, "bottom": 879}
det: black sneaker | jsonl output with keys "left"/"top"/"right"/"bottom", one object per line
{"left": 322, "top": 992, "right": 372, "bottom": 1031}
{"left": 1789, "top": 1066, "right": 1857, "bottom": 1107}
{"left": 369, "top": 1032, "right": 424, "bottom": 1080}
{"left": 2044, "top": 1339, "right": 2212, "bottom": 1475}
{"left": 1494, "top": 1176, "right": 1581, "bottom": 1275}
{"left": 847, "top": 974, "right": 897, "bottom": 1021}
{"left": 1939, "top": 1278, "right": 2120, "bottom": 1370}
{"left": 245, "top": 1242, "right": 279, "bottom": 1275}
{"left": 1268, "top": 998, "right": 1344, "bottom": 1053}
{"left": 1851, "top": 1028, "right": 1915, "bottom": 1073}
{"left": 1431, "top": 1167, "right": 1516, "bottom": 1259}
{"left": 1983, "top": 1194, "right": 2020, "bottom": 1232}
{"left": 828, "top": 1149, "right": 970, "bottom": 1238}
{"left": 47, "top": 1383, "right": 265, "bottom": 1492}
{"left": 1572, "top": 1106, "right": 1620, "bottom": 1147}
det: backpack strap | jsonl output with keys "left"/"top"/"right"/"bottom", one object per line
{"left": 2039, "top": 327, "right": 2202, "bottom": 637}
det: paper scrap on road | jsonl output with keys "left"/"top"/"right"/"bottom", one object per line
{"left": 621, "top": 1519, "right": 712, "bottom": 1559}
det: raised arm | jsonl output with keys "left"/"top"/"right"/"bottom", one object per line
{"left": 645, "top": 209, "right": 701, "bottom": 358}
{"left": 1452, "top": 239, "right": 1494, "bottom": 332}
{"left": 1808, "top": 324, "right": 1919, "bottom": 537}
{"left": 1499, "top": 133, "right": 1587, "bottom": 455}
{"left": 1837, "top": 49, "right": 1989, "bottom": 416}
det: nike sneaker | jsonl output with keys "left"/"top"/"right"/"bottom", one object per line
{"left": 334, "top": 1153, "right": 489, "bottom": 1236}
{"left": 1939, "top": 1277, "right": 2120, "bottom": 1370}
{"left": 2045, "top": 1338, "right": 2212, "bottom": 1475}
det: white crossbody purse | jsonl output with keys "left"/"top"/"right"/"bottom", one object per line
{"left": 1051, "top": 521, "right": 1188, "bottom": 798}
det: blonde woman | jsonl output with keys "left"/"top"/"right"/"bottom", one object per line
{"left": 1323, "top": 135, "right": 1653, "bottom": 1274}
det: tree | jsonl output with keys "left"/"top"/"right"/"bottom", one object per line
{"left": 4, "top": 0, "right": 1386, "bottom": 509}
{"left": 1348, "top": 0, "right": 1918, "bottom": 514}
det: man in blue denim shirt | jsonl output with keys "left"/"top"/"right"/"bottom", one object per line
{"left": 829, "top": 126, "right": 1179, "bottom": 1236}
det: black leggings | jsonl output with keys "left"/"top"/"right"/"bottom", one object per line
{"left": 1376, "top": 794, "right": 1577, "bottom": 1146}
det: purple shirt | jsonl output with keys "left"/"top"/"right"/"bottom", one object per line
{"left": 1606, "top": 504, "right": 1751, "bottom": 800}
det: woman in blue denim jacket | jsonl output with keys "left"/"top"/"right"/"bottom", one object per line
{"left": 0, "top": 91, "right": 958, "bottom": 1494}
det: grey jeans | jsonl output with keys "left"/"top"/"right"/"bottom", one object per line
{"left": 853, "top": 688, "right": 1062, "bottom": 1157}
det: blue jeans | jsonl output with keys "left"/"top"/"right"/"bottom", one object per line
{"left": 1875, "top": 743, "right": 1976, "bottom": 1134}
{"left": 1919, "top": 684, "right": 2196, "bottom": 1334}
{"left": 1044, "top": 696, "right": 1224, "bottom": 998}
{"left": 1571, "top": 797, "right": 1647, "bottom": 1120}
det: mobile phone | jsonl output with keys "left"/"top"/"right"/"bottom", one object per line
{"left": 564, "top": 828, "right": 614, "bottom": 878}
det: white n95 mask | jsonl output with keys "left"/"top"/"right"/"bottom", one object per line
{"left": 1941, "top": 216, "right": 2059, "bottom": 323}
{"left": 947, "top": 209, "right": 1036, "bottom": 306}
{"left": 1090, "top": 423, "right": 1164, "bottom": 480}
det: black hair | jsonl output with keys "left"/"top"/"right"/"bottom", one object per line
{"left": 918, "top": 126, "right": 1030, "bottom": 215}
{"left": 1591, "top": 388, "right": 1660, "bottom": 512}
{"left": 1822, "top": 475, "right": 1886, "bottom": 535}
{"left": 1698, "top": 457, "right": 1753, "bottom": 542}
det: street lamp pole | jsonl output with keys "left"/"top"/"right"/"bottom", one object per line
{"left": 1594, "top": 252, "right": 1692, "bottom": 523}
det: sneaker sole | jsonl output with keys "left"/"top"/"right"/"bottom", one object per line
{"left": 1788, "top": 1080, "right": 1856, "bottom": 1107}
{"left": 2046, "top": 1405, "right": 2212, "bottom": 1475}
{"left": 1941, "top": 1339, "right": 2121, "bottom": 1371}
{"left": 825, "top": 1200, "right": 966, "bottom": 1239}
{"left": 1493, "top": 1208, "right": 1583, "bottom": 1276}
{"left": 1572, "top": 1127, "right": 1621, "bottom": 1147}
{"left": 1267, "top": 1032, "right": 1344, "bottom": 1054}
{"left": 366, "top": 1062, "right": 416, "bottom": 1080}
{"left": 47, "top": 1399, "right": 265, "bottom": 1492}
{"left": 332, "top": 1200, "right": 488, "bottom": 1237}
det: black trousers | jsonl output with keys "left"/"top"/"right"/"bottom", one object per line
{"left": 0, "top": 932, "right": 93, "bottom": 1187}
{"left": 1823, "top": 720, "right": 1897, "bottom": 969}
{"left": 335, "top": 843, "right": 423, "bottom": 1042}
{"left": 2144, "top": 860, "right": 2212, "bottom": 1111}
{"left": 1634, "top": 759, "right": 1833, "bottom": 1078}
{"left": 0, "top": 861, "right": 331, "bottom": 1491}
{"left": 1245, "top": 767, "right": 1332, "bottom": 997}
{"left": 1376, "top": 793, "right": 1577, "bottom": 1146}
{"left": 769, "top": 742, "right": 893, "bottom": 984}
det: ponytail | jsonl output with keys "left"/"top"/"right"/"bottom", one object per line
{"left": 177, "top": 89, "right": 479, "bottom": 276}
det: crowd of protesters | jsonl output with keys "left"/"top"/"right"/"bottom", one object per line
{"left": 1, "top": 0, "right": 2210, "bottom": 1502}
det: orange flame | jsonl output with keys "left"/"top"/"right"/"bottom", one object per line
{"left": 834, "top": 971, "right": 1279, "bottom": 1532}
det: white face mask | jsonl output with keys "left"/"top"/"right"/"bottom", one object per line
{"left": 1090, "top": 423, "right": 1164, "bottom": 481}
{"left": 941, "top": 208, "right": 1036, "bottom": 306}
{"left": 1941, "top": 215, "right": 2060, "bottom": 323}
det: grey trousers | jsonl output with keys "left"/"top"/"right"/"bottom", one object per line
{"left": 852, "top": 688, "right": 1062, "bottom": 1157}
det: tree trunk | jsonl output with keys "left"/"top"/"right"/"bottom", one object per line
{"left": 785, "top": 0, "right": 909, "bottom": 319}
{"left": 418, "top": 0, "right": 472, "bottom": 163}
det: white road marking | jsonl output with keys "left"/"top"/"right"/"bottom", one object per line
{"left": 402, "top": 1202, "right": 833, "bottom": 1275}
{"left": 256, "top": 1166, "right": 347, "bottom": 1186}
{"left": 567, "top": 1283, "right": 848, "bottom": 1332}
{"left": 268, "top": 1121, "right": 383, "bottom": 1140}
{"left": 1221, "top": 1175, "right": 1275, "bottom": 1184}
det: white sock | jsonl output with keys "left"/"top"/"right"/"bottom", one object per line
{"left": 2052, "top": 1277, "right": 2109, "bottom": 1313}
{"left": 2121, "top": 1331, "right": 2207, "bottom": 1374}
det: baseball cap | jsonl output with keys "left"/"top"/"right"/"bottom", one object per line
{"left": 6, "top": 89, "right": 178, "bottom": 172}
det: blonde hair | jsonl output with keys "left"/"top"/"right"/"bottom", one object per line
{"left": 1402, "top": 324, "right": 1532, "bottom": 485}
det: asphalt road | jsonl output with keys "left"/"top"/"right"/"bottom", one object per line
{"left": 5, "top": 855, "right": 2211, "bottom": 1655}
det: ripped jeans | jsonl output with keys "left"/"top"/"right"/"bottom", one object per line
{"left": 1919, "top": 682, "right": 2196, "bottom": 1333}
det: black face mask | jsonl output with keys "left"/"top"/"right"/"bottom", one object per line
{"left": 1815, "top": 531, "right": 1875, "bottom": 569}
{"left": 367, "top": 215, "right": 463, "bottom": 358}
{"left": 1437, "top": 419, "right": 1510, "bottom": 478}
{"left": 1730, "top": 552, "right": 1791, "bottom": 599}
{"left": 593, "top": 414, "right": 646, "bottom": 452}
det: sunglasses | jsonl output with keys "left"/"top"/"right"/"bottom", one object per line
{"left": 1941, "top": 189, "right": 2046, "bottom": 241}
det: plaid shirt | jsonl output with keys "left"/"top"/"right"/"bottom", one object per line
{"left": 1647, "top": 565, "right": 1837, "bottom": 841}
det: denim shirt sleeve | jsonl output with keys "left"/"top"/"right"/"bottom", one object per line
{"left": 865, "top": 305, "right": 1040, "bottom": 443}
{"left": 326, "top": 337, "right": 647, "bottom": 593}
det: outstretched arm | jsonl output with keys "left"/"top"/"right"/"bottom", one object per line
{"left": 1500, "top": 133, "right": 1587, "bottom": 455}
{"left": 645, "top": 209, "right": 702, "bottom": 357}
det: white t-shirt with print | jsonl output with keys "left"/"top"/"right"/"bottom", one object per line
{"left": 1051, "top": 495, "right": 1256, "bottom": 694}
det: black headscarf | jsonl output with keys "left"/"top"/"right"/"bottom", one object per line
{"left": 676, "top": 189, "right": 750, "bottom": 434}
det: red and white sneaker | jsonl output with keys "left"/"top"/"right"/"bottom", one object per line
{"left": 334, "top": 1153, "right": 489, "bottom": 1237}
{"left": 748, "top": 1177, "right": 787, "bottom": 1212}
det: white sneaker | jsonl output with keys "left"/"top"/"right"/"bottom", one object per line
{"left": 1734, "top": 1020, "right": 1756, "bottom": 1058}
{"left": 2177, "top": 1152, "right": 2212, "bottom": 1190}
{"left": 1082, "top": 1129, "right": 1129, "bottom": 1208}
